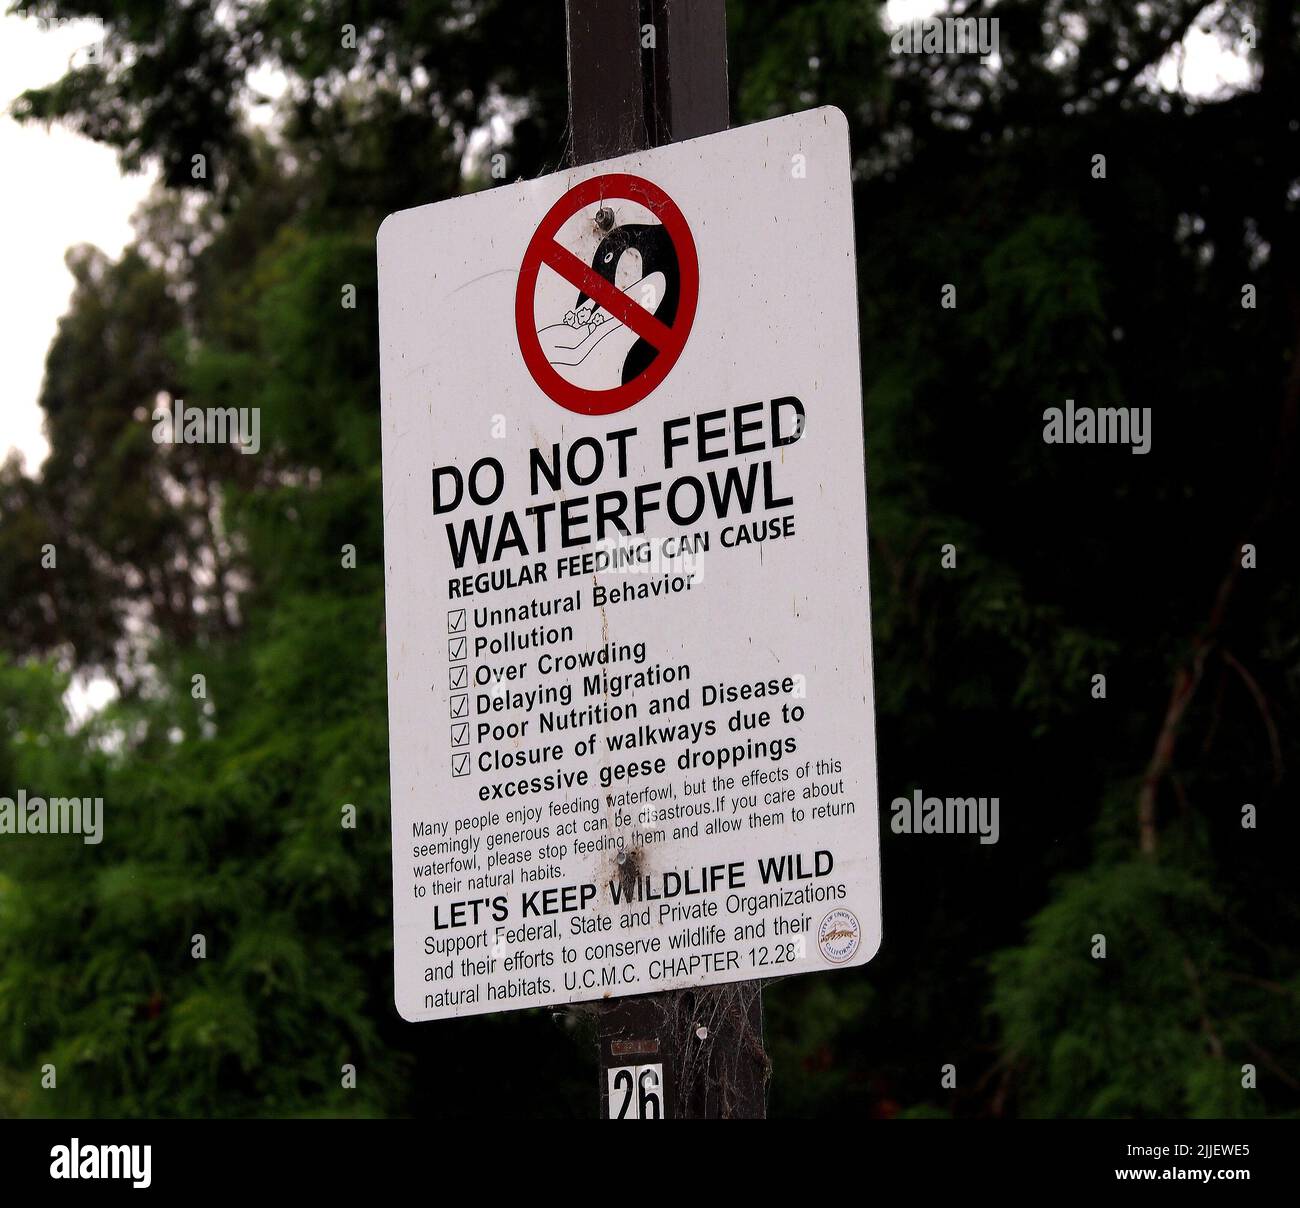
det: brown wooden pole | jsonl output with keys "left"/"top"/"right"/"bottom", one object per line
{"left": 564, "top": 0, "right": 646, "bottom": 162}
{"left": 562, "top": 0, "right": 768, "bottom": 1120}
{"left": 565, "top": 0, "right": 730, "bottom": 162}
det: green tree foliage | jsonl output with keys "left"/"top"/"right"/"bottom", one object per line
{"left": 990, "top": 857, "right": 1293, "bottom": 1118}
{"left": 1, "top": 0, "right": 1297, "bottom": 1117}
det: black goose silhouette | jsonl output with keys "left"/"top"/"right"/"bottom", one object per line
{"left": 575, "top": 223, "right": 679, "bottom": 385}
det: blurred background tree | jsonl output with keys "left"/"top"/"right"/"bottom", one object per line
{"left": 0, "top": 0, "right": 1296, "bottom": 1117}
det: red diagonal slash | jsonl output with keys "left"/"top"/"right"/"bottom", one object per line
{"left": 539, "top": 241, "right": 674, "bottom": 350}
{"left": 515, "top": 173, "right": 698, "bottom": 415}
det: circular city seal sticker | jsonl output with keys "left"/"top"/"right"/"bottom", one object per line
{"left": 817, "top": 909, "right": 861, "bottom": 963}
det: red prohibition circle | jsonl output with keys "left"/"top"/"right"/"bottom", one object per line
{"left": 514, "top": 173, "right": 699, "bottom": 415}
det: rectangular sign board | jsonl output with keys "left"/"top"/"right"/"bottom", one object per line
{"left": 378, "top": 106, "right": 880, "bottom": 1021}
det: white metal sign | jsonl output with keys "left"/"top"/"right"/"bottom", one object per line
{"left": 378, "top": 106, "right": 880, "bottom": 1021}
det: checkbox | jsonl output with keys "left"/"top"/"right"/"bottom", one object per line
{"left": 450, "top": 693, "right": 469, "bottom": 718}
{"left": 447, "top": 608, "right": 466, "bottom": 634}
{"left": 450, "top": 723, "right": 470, "bottom": 748}
{"left": 448, "top": 636, "right": 467, "bottom": 661}
{"left": 451, "top": 752, "right": 470, "bottom": 777}
{"left": 449, "top": 664, "right": 468, "bottom": 690}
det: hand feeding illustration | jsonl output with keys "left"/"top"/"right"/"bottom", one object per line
{"left": 537, "top": 212, "right": 680, "bottom": 390}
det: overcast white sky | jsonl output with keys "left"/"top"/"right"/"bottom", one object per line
{"left": 0, "top": 13, "right": 153, "bottom": 472}
{"left": 0, "top": 3, "right": 1253, "bottom": 478}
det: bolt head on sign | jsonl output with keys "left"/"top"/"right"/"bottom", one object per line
{"left": 377, "top": 107, "right": 881, "bottom": 1023}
